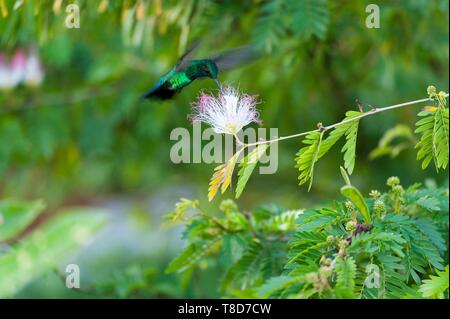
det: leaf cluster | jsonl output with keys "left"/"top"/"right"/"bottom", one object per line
{"left": 166, "top": 177, "right": 449, "bottom": 299}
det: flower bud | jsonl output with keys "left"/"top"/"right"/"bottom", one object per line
{"left": 369, "top": 190, "right": 381, "bottom": 199}
{"left": 427, "top": 85, "right": 437, "bottom": 98}
{"left": 345, "top": 201, "right": 355, "bottom": 211}
{"left": 386, "top": 176, "right": 400, "bottom": 187}
{"left": 373, "top": 199, "right": 385, "bottom": 213}
{"left": 392, "top": 185, "right": 404, "bottom": 195}
{"left": 345, "top": 220, "right": 357, "bottom": 232}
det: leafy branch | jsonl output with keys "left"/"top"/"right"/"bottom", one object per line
{"left": 415, "top": 87, "right": 449, "bottom": 171}
{"left": 207, "top": 86, "right": 449, "bottom": 201}
{"left": 165, "top": 177, "right": 449, "bottom": 299}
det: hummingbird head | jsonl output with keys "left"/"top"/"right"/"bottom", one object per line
{"left": 204, "top": 61, "right": 219, "bottom": 78}
{"left": 190, "top": 60, "right": 218, "bottom": 79}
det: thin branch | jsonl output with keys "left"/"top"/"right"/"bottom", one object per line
{"left": 240, "top": 94, "right": 449, "bottom": 147}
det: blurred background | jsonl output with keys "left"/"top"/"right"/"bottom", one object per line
{"left": 0, "top": 0, "right": 448, "bottom": 298}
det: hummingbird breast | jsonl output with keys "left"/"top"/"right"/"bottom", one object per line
{"left": 166, "top": 60, "right": 218, "bottom": 93}
{"left": 169, "top": 72, "right": 191, "bottom": 90}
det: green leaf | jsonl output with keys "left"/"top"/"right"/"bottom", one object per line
{"left": 415, "top": 196, "right": 441, "bottom": 211}
{"left": 319, "top": 111, "right": 362, "bottom": 159}
{"left": 295, "top": 112, "right": 361, "bottom": 190}
{"left": 252, "top": 0, "right": 286, "bottom": 52}
{"left": 221, "top": 240, "right": 265, "bottom": 289}
{"left": 235, "top": 144, "right": 270, "bottom": 199}
{"left": 257, "top": 275, "right": 297, "bottom": 297}
{"left": 163, "top": 198, "right": 199, "bottom": 223}
{"left": 0, "top": 199, "right": 45, "bottom": 242}
{"left": 419, "top": 266, "right": 449, "bottom": 298}
{"left": 369, "top": 124, "right": 415, "bottom": 160}
{"left": 287, "top": 230, "right": 327, "bottom": 266}
{"left": 296, "top": 210, "right": 336, "bottom": 232}
{"left": 415, "top": 107, "right": 449, "bottom": 171}
{"left": 342, "top": 119, "right": 360, "bottom": 175}
{"left": 433, "top": 107, "right": 449, "bottom": 170}
{"left": 415, "top": 218, "right": 446, "bottom": 252}
{"left": 340, "top": 185, "right": 371, "bottom": 223}
{"left": 334, "top": 256, "right": 357, "bottom": 299}
{"left": 166, "top": 236, "right": 222, "bottom": 274}
{"left": 295, "top": 131, "right": 324, "bottom": 191}
{"left": 289, "top": 0, "right": 330, "bottom": 40}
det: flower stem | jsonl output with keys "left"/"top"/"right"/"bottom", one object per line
{"left": 239, "top": 94, "right": 449, "bottom": 147}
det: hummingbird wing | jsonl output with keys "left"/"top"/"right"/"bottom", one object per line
{"left": 211, "top": 46, "right": 257, "bottom": 73}
{"left": 176, "top": 39, "right": 202, "bottom": 71}
{"left": 141, "top": 40, "right": 202, "bottom": 101}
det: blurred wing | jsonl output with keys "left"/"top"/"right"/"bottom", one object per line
{"left": 211, "top": 46, "right": 257, "bottom": 73}
{"left": 176, "top": 39, "right": 202, "bottom": 71}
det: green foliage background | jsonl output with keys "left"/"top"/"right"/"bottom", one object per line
{"left": 0, "top": 0, "right": 448, "bottom": 298}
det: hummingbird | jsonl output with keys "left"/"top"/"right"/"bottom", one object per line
{"left": 141, "top": 41, "right": 256, "bottom": 100}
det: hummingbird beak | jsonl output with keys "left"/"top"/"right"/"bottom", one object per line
{"left": 214, "top": 78, "right": 223, "bottom": 92}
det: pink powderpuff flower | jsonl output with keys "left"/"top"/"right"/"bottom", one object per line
{"left": 10, "top": 49, "right": 27, "bottom": 86}
{"left": 190, "top": 86, "right": 261, "bottom": 135}
{"left": 23, "top": 52, "right": 44, "bottom": 86}
{"left": 0, "top": 49, "right": 45, "bottom": 90}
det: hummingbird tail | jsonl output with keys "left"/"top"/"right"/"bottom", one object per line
{"left": 141, "top": 86, "right": 176, "bottom": 100}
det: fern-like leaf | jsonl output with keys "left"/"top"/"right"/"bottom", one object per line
{"left": 287, "top": 231, "right": 327, "bottom": 266}
{"left": 318, "top": 111, "right": 361, "bottom": 158}
{"left": 252, "top": 0, "right": 286, "bottom": 52}
{"left": 378, "top": 254, "right": 418, "bottom": 298}
{"left": 433, "top": 107, "right": 449, "bottom": 170}
{"left": 415, "top": 108, "right": 449, "bottom": 170}
{"left": 342, "top": 120, "right": 360, "bottom": 175}
{"left": 235, "top": 144, "right": 270, "bottom": 199}
{"left": 222, "top": 240, "right": 266, "bottom": 289}
{"left": 166, "top": 236, "right": 222, "bottom": 273}
{"left": 208, "top": 151, "right": 240, "bottom": 201}
{"left": 296, "top": 111, "right": 361, "bottom": 190}
{"left": 257, "top": 276, "right": 299, "bottom": 297}
{"left": 289, "top": 0, "right": 330, "bottom": 40}
{"left": 419, "top": 266, "right": 449, "bottom": 299}
{"left": 415, "top": 111, "right": 435, "bottom": 169}
{"left": 295, "top": 131, "right": 324, "bottom": 190}
{"left": 334, "top": 256, "right": 357, "bottom": 299}
{"left": 319, "top": 111, "right": 361, "bottom": 174}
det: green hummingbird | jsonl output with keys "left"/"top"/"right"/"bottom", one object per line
{"left": 141, "top": 42, "right": 255, "bottom": 100}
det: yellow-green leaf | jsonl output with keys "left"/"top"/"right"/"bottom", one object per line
{"left": 340, "top": 185, "right": 371, "bottom": 224}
